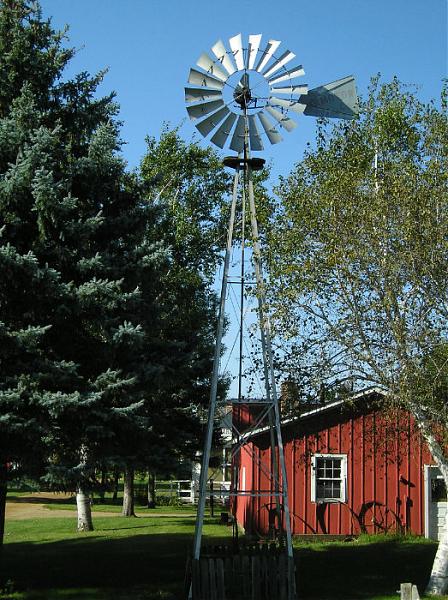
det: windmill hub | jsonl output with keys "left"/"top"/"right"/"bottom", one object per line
{"left": 233, "top": 83, "right": 251, "bottom": 108}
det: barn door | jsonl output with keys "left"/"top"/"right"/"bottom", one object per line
{"left": 424, "top": 465, "right": 448, "bottom": 540}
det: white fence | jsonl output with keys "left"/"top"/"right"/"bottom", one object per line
{"left": 155, "top": 480, "right": 231, "bottom": 504}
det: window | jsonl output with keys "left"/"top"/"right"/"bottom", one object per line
{"left": 311, "top": 454, "right": 347, "bottom": 503}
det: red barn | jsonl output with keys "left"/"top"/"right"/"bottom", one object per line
{"left": 233, "top": 388, "right": 446, "bottom": 540}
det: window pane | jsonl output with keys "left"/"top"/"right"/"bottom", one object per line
{"left": 315, "top": 456, "right": 344, "bottom": 501}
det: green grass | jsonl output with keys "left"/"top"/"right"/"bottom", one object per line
{"left": 1, "top": 508, "right": 447, "bottom": 600}
{"left": 292, "top": 534, "right": 443, "bottom": 600}
{"left": 1, "top": 514, "right": 229, "bottom": 599}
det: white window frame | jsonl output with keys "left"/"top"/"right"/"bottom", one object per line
{"left": 311, "top": 453, "right": 347, "bottom": 504}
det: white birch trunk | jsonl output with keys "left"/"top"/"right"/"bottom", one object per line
{"left": 412, "top": 404, "right": 448, "bottom": 595}
{"left": 76, "top": 487, "right": 94, "bottom": 532}
{"left": 122, "top": 465, "right": 135, "bottom": 517}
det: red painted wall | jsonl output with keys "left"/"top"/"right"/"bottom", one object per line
{"left": 234, "top": 401, "right": 434, "bottom": 536}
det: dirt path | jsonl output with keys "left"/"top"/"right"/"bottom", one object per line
{"left": 6, "top": 492, "right": 118, "bottom": 520}
{"left": 6, "top": 492, "right": 196, "bottom": 520}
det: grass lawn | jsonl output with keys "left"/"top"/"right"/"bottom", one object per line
{"left": 1, "top": 513, "right": 228, "bottom": 599}
{"left": 1, "top": 506, "right": 447, "bottom": 600}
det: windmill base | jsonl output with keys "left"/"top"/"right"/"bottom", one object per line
{"left": 187, "top": 543, "right": 297, "bottom": 600}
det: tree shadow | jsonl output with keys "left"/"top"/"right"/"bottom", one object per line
{"left": 295, "top": 538, "right": 437, "bottom": 599}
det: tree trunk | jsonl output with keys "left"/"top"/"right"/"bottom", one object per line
{"left": 122, "top": 466, "right": 135, "bottom": 517}
{"left": 76, "top": 486, "right": 94, "bottom": 532}
{"left": 99, "top": 468, "right": 106, "bottom": 503}
{"left": 0, "top": 461, "right": 7, "bottom": 552}
{"left": 147, "top": 471, "right": 156, "bottom": 509}
{"left": 412, "top": 404, "right": 448, "bottom": 595}
{"left": 426, "top": 523, "right": 448, "bottom": 595}
{"left": 112, "top": 467, "right": 119, "bottom": 502}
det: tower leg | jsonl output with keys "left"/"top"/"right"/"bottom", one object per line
{"left": 246, "top": 165, "right": 294, "bottom": 559}
{"left": 192, "top": 167, "right": 240, "bottom": 561}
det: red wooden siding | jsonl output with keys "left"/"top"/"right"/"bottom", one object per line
{"left": 234, "top": 400, "right": 434, "bottom": 537}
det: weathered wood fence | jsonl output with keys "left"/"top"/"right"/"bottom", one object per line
{"left": 189, "top": 543, "right": 297, "bottom": 600}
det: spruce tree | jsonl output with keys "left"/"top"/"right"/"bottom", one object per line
{"left": 0, "top": 0, "right": 167, "bottom": 535}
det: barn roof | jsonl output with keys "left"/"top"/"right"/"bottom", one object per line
{"left": 238, "top": 385, "right": 386, "bottom": 440}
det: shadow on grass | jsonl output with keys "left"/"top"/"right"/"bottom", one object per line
{"left": 1, "top": 528, "right": 438, "bottom": 600}
{"left": 1, "top": 531, "right": 194, "bottom": 598}
{"left": 295, "top": 537, "right": 437, "bottom": 599}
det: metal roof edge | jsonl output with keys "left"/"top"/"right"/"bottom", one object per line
{"left": 238, "top": 386, "right": 386, "bottom": 440}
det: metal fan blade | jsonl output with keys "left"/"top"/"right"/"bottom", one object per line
{"left": 270, "top": 84, "right": 308, "bottom": 96}
{"left": 229, "top": 33, "right": 245, "bottom": 71}
{"left": 196, "top": 106, "right": 230, "bottom": 137}
{"left": 255, "top": 39, "right": 281, "bottom": 73}
{"left": 186, "top": 99, "right": 225, "bottom": 121}
{"left": 188, "top": 68, "right": 224, "bottom": 90}
{"left": 258, "top": 112, "right": 283, "bottom": 145}
{"left": 185, "top": 87, "right": 222, "bottom": 103}
{"left": 248, "top": 115, "right": 263, "bottom": 151}
{"left": 267, "top": 65, "right": 305, "bottom": 85}
{"left": 265, "top": 105, "right": 297, "bottom": 132}
{"left": 229, "top": 115, "right": 245, "bottom": 153}
{"left": 196, "top": 52, "right": 228, "bottom": 82}
{"left": 248, "top": 34, "right": 262, "bottom": 69}
{"left": 211, "top": 39, "right": 236, "bottom": 75}
{"left": 269, "top": 96, "right": 306, "bottom": 115}
{"left": 262, "top": 50, "right": 295, "bottom": 79}
{"left": 302, "top": 76, "right": 358, "bottom": 119}
{"left": 210, "top": 112, "right": 238, "bottom": 148}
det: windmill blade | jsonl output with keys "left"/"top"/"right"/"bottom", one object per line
{"left": 258, "top": 112, "right": 283, "bottom": 145}
{"left": 270, "top": 84, "right": 308, "bottom": 96}
{"left": 229, "top": 115, "right": 245, "bottom": 153}
{"left": 229, "top": 33, "right": 245, "bottom": 71}
{"left": 255, "top": 39, "right": 281, "bottom": 73}
{"left": 185, "top": 87, "right": 222, "bottom": 103}
{"left": 186, "top": 99, "right": 225, "bottom": 121}
{"left": 269, "top": 96, "right": 306, "bottom": 115}
{"left": 188, "top": 68, "right": 224, "bottom": 90}
{"left": 267, "top": 65, "right": 305, "bottom": 85}
{"left": 302, "top": 75, "right": 358, "bottom": 119}
{"left": 211, "top": 39, "right": 236, "bottom": 75}
{"left": 196, "top": 52, "right": 228, "bottom": 82}
{"left": 210, "top": 112, "right": 238, "bottom": 148}
{"left": 263, "top": 50, "right": 296, "bottom": 79}
{"left": 248, "top": 34, "right": 262, "bottom": 69}
{"left": 248, "top": 115, "right": 263, "bottom": 151}
{"left": 196, "top": 106, "right": 231, "bottom": 137}
{"left": 265, "top": 106, "right": 297, "bottom": 132}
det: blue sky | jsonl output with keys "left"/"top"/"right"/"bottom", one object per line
{"left": 41, "top": 0, "right": 447, "bottom": 180}
{"left": 40, "top": 0, "right": 447, "bottom": 397}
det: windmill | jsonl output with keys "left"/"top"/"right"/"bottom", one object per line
{"left": 185, "top": 34, "right": 358, "bottom": 600}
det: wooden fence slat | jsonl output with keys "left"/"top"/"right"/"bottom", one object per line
{"left": 251, "top": 555, "right": 261, "bottom": 600}
{"left": 288, "top": 556, "right": 296, "bottom": 600}
{"left": 216, "top": 558, "right": 226, "bottom": 600}
{"left": 200, "top": 558, "right": 209, "bottom": 600}
{"left": 262, "top": 555, "right": 269, "bottom": 600}
{"left": 242, "top": 555, "right": 250, "bottom": 599}
{"left": 270, "top": 555, "right": 278, "bottom": 599}
{"left": 192, "top": 558, "right": 201, "bottom": 600}
{"left": 224, "top": 557, "right": 233, "bottom": 599}
{"left": 233, "top": 554, "right": 241, "bottom": 600}
{"left": 209, "top": 558, "right": 217, "bottom": 600}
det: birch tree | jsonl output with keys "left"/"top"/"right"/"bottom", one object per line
{"left": 267, "top": 77, "right": 448, "bottom": 594}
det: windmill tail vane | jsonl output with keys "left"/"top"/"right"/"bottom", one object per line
{"left": 185, "top": 33, "right": 358, "bottom": 153}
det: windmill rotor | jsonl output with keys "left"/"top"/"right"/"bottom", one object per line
{"left": 185, "top": 33, "right": 359, "bottom": 152}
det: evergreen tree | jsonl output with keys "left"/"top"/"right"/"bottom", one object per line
{"left": 0, "top": 0, "right": 167, "bottom": 536}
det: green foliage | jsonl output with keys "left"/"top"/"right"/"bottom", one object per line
{"left": 0, "top": 0, "right": 168, "bottom": 497}
{"left": 267, "top": 77, "right": 448, "bottom": 402}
